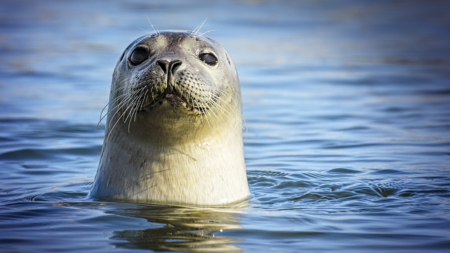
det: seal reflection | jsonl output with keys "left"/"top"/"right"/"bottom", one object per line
{"left": 110, "top": 202, "right": 247, "bottom": 252}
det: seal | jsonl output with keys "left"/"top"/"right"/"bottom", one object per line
{"left": 90, "top": 30, "right": 250, "bottom": 206}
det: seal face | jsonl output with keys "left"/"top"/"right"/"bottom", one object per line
{"left": 90, "top": 31, "right": 250, "bottom": 206}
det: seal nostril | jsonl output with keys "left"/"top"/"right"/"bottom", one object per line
{"left": 157, "top": 59, "right": 183, "bottom": 75}
{"left": 156, "top": 60, "right": 168, "bottom": 74}
{"left": 170, "top": 60, "right": 183, "bottom": 75}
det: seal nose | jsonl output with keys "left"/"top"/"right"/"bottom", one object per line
{"left": 156, "top": 59, "right": 183, "bottom": 76}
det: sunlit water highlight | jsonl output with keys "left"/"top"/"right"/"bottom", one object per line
{"left": 1, "top": 0, "right": 450, "bottom": 252}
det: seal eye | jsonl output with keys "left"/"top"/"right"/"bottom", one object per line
{"left": 199, "top": 53, "right": 217, "bottom": 66}
{"left": 129, "top": 48, "right": 149, "bottom": 65}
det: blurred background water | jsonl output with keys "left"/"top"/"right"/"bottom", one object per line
{"left": 1, "top": 0, "right": 450, "bottom": 252}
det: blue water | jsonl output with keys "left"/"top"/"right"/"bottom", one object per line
{"left": 1, "top": 0, "right": 450, "bottom": 252}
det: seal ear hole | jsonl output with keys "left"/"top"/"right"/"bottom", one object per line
{"left": 226, "top": 53, "right": 231, "bottom": 65}
{"left": 129, "top": 47, "right": 149, "bottom": 65}
{"left": 199, "top": 53, "right": 218, "bottom": 66}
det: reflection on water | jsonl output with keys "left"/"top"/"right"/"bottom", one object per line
{"left": 110, "top": 204, "right": 246, "bottom": 252}
{"left": 1, "top": 0, "right": 450, "bottom": 252}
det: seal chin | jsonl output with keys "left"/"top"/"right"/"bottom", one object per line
{"left": 139, "top": 92, "right": 208, "bottom": 115}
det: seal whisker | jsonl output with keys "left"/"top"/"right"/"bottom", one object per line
{"left": 140, "top": 27, "right": 152, "bottom": 34}
{"left": 101, "top": 85, "right": 130, "bottom": 110}
{"left": 215, "top": 88, "right": 241, "bottom": 115}
{"left": 130, "top": 87, "right": 146, "bottom": 114}
{"left": 145, "top": 15, "right": 159, "bottom": 36}
{"left": 116, "top": 96, "right": 136, "bottom": 124}
{"left": 104, "top": 100, "right": 131, "bottom": 144}
{"left": 97, "top": 85, "right": 132, "bottom": 126}
{"left": 101, "top": 89, "right": 138, "bottom": 149}
{"left": 194, "top": 93, "right": 217, "bottom": 124}
{"left": 195, "top": 97, "right": 211, "bottom": 127}
{"left": 191, "top": 17, "right": 208, "bottom": 37}
{"left": 242, "top": 115, "right": 248, "bottom": 137}
{"left": 203, "top": 96, "right": 222, "bottom": 125}
{"left": 124, "top": 87, "right": 145, "bottom": 132}
{"left": 197, "top": 29, "right": 217, "bottom": 38}
{"left": 200, "top": 97, "right": 213, "bottom": 126}
{"left": 132, "top": 88, "right": 147, "bottom": 122}
{"left": 210, "top": 92, "right": 244, "bottom": 128}
{"left": 105, "top": 89, "right": 140, "bottom": 141}
{"left": 118, "top": 93, "right": 137, "bottom": 122}
{"left": 142, "top": 91, "right": 149, "bottom": 111}
{"left": 135, "top": 90, "right": 148, "bottom": 119}
{"left": 209, "top": 92, "right": 234, "bottom": 117}
{"left": 96, "top": 93, "right": 129, "bottom": 131}
{"left": 126, "top": 94, "right": 141, "bottom": 131}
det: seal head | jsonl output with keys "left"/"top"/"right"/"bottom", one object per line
{"left": 90, "top": 31, "right": 250, "bottom": 205}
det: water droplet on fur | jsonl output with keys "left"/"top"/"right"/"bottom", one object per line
{"left": 203, "top": 142, "right": 210, "bottom": 153}
{"left": 194, "top": 142, "right": 210, "bottom": 157}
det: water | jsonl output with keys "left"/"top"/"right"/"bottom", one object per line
{"left": 1, "top": 0, "right": 450, "bottom": 252}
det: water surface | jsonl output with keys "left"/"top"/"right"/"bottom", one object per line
{"left": 1, "top": 0, "right": 450, "bottom": 252}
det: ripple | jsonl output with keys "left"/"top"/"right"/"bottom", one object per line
{"left": 327, "top": 168, "right": 362, "bottom": 174}
{"left": 0, "top": 146, "right": 102, "bottom": 161}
